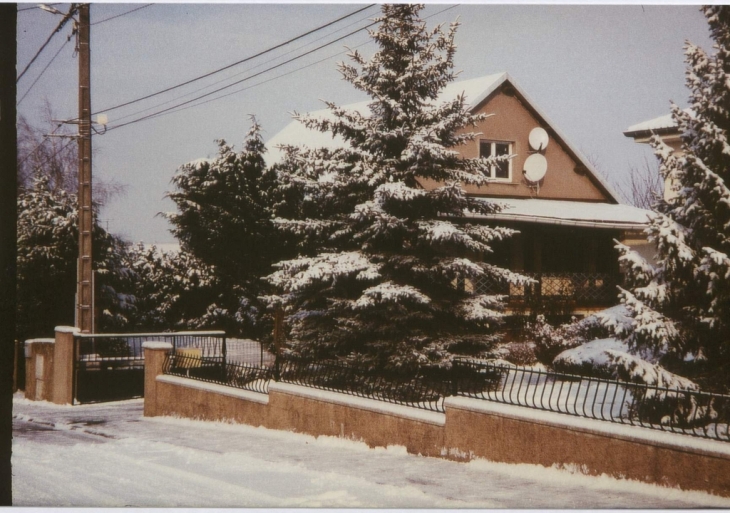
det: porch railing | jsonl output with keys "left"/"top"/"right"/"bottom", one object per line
{"left": 470, "top": 272, "right": 619, "bottom": 304}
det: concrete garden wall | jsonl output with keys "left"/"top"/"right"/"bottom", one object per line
{"left": 143, "top": 344, "right": 730, "bottom": 498}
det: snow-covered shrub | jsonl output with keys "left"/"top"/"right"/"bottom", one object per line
{"left": 553, "top": 338, "right": 707, "bottom": 427}
{"left": 498, "top": 342, "right": 538, "bottom": 366}
{"left": 526, "top": 309, "right": 617, "bottom": 366}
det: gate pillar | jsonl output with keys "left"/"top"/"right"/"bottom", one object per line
{"left": 52, "top": 326, "right": 79, "bottom": 405}
{"left": 143, "top": 341, "right": 172, "bottom": 417}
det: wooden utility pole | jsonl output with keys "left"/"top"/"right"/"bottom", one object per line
{"left": 76, "top": 3, "right": 93, "bottom": 333}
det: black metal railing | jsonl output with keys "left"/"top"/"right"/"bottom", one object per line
{"left": 277, "top": 358, "right": 451, "bottom": 413}
{"left": 74, "top": 330, "right": 227, "bottom": 362}
{"left": 452, "top": 359, "right": 730, "bottom": 442}
{"left": 156, "top": 345, "right": 730, "bottom": 441}
{"left": 163, "top": 353, "right": 272, "bottom": 395}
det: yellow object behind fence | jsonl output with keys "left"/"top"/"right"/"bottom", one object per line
{"left": 176, "top": 347, "right": 202, "bottom": 369}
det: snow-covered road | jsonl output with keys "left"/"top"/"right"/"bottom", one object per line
{"left": 11, "top": 394, "right": 730, "bottom": 507}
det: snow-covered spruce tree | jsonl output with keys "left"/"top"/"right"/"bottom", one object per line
{"left": 163, "top": 118, "right": 284, "bottom": 337}
{"left": 605, "top": 6, "right": 730, "bottom": 389}
{"left": 266, "top": 4, "right": 529, "bottom": 371}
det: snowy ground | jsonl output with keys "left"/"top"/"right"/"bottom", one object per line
{"left": 11, "top": 393, "right": 730, "bottom": 508}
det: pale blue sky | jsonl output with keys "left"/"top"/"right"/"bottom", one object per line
{"left": 16, "top": 3, "right": 713, "bottom": 244}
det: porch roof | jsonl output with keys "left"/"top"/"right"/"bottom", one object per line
{"left": 466, "top": 197, "right": 652, "bottom": 230}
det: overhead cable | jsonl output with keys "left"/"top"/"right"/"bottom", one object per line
{"left": 103, "top": 4, "right": 460, "bottom": 131}
{"left": 106, "top": 9, "right": 379, "bottom": 125}
{"left": 104, "top": 19, "right": 379, "bottom": 132}
{"left": 17, "top": 3, "right": 77, "bottom": 83}
{"left": 94, "top": 4, "right": 377, "bottom": 116}
{"left": 91, "top": 4, "right": 153, "bottom": 26}
{"left": 18, "top": 38, "right": 70, "bottom": 105}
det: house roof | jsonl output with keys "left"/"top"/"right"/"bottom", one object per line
{"left": 465, "top": 197, "right": 651, "bottom": 230}
{"left": 623, "top": 109, "right": 692, "bottom": 139}
{"left": 265, "top": 72, "right": 622, "bottom": 203}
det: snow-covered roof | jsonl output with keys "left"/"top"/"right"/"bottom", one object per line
{"left": 466, "top": 197, "right": 651, "bottom": 230}
{"left": 265, "top": 72, "right": 622, "bottom": 203}
{"left": 624, "top": 109, "right": 693, "bottom": 138}
{"left": 265, "top": 73, "right": 507, "bottom": 166}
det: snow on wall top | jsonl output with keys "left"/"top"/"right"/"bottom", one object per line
{"left": 467, "top": 197, "right": 652, "bottom": 229}
{"left": 264, "top": 73, "right": 508, "bottom": 166}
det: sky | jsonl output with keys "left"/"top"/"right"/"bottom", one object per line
{"left": 16, "top": 3, "right": 714, "bottom": 244}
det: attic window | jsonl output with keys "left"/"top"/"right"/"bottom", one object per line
{"left": 480, "top": 140, "right": 512, "bottom": 180}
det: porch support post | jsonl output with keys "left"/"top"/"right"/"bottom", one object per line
{"left": 52, "top": 326, "right": 78, "bottom": 405}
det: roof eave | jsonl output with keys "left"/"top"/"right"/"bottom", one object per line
{"left": 463, "top": 211, "right": 648, "bottom": 230}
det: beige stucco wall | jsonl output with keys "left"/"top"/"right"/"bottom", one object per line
{"left": 51, "top": 327, "right": 77, "bottom": 405}
{"left": 444, "top": 397, "right": 730, "bottom": 497}
{"left": 420, "top": 87, "right": 611, "bottom": 202}
{"left": 267, "top": 383, "right": 445, "bottom": 457}
{"left": 24, "top": 339, "right": 55, "bottom": 401}
{"left": 145, "top": 360, "right": 730, "bottom": 497}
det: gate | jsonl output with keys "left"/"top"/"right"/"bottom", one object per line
{"left": 73, "top": 331, "right": 226, "bottom": 404}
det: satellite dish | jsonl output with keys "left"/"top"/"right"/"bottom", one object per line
{"left": 523, "top": 153, "right": 548, "bottom": 183}
{"left": 529, "top": 127, "right": 549, "bottom": 151}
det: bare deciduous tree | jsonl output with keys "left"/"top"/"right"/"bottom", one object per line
{"left": 17, "top": 100, "right": 126, "bottom": 205}
{"left": 614, "top": 157, "right": 663, "bottom": 210}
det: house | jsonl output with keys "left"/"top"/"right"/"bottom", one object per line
{"left": 267, "top": 72, "right": 652, "bottom": 314}
{"left": 623, "top": 110, "right": 688, "bottom": 202}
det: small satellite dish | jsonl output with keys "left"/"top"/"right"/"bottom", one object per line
{"left": 523, "top": 153, "right": 548, "bottom": 183}
{"left": 529, "top": 127, "right": 549, "bottom": 151}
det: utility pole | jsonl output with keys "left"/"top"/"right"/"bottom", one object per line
{"left": 76, "top": 3, "right": 93, "bottom": 333}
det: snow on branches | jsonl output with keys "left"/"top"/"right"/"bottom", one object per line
{"left": 266, "top": 4, "right": 525, "bottom": 368}
{"left": 613, "top": 7, "right": 730, "bottom": 383}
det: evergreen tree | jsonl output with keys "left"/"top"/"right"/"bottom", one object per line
{"left": 266, "top": 4, "right": 529, "bottom": 370}
{"left": 163, "top": 118, "right": 283, "bottom": 337}
{"left": 16, "top": 175, "right": 129, "bottom": 340}
{"left": 121, "top": 244, "right": 238, "bottom": 333}
{"left": 606, "top": 6, "right": 730, "bottom": 388}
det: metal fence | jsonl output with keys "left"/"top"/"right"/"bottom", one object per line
{"left": 157, "top": 347, "right": 730, "bottom": 442}
{"left": 225, "top": 338, "right": 276, "bottom": 367}
{"left": 277, "top": 358, "right": 451, "bottom": 413}
{"left": 452, "top": 359, "right": 730, "bottom": 442}
{"left": 73, "top": 330, "right": 226, "bottom": 404}
{"left": 75, "top": 331, "right": 227, "bottom": 361}
{"left": 163, "top": 352, "right": 272, "bottom": 394}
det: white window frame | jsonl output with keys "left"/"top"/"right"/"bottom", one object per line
{"left": 479, "top": 140, "right": 513, "bottom": 182}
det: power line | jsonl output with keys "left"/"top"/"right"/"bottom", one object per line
{"left": 103, "top": 4, "right": 460, "bottom": 131}
{"left": 105, "top": 20, "right": 379, "bottom": 132}
{"left": 91, "top": 4, "right": 153, "bottom": 26}
{"left": 106, "top": 8, "right": 379, "bottom": 126}
{"left": 168, "top": 38, "right": 375, "bottom": 119}
{"left": 94, "top": 4, "right": 377, "bottom": 117}
{"left": 17, "top": 37, "right": 70, "bottom": 105}
{"left": 16, "top": 3, "right": 77, "bottom": 83}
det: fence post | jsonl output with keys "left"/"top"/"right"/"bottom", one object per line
{"left": 273, "top": 306, "right": 284, "bottom": 381}
{"left": 52, "top": 326, "right": 78, "bottom": 405}
{"left": 143, "top": 341, "right": 172, "bottom": 417}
